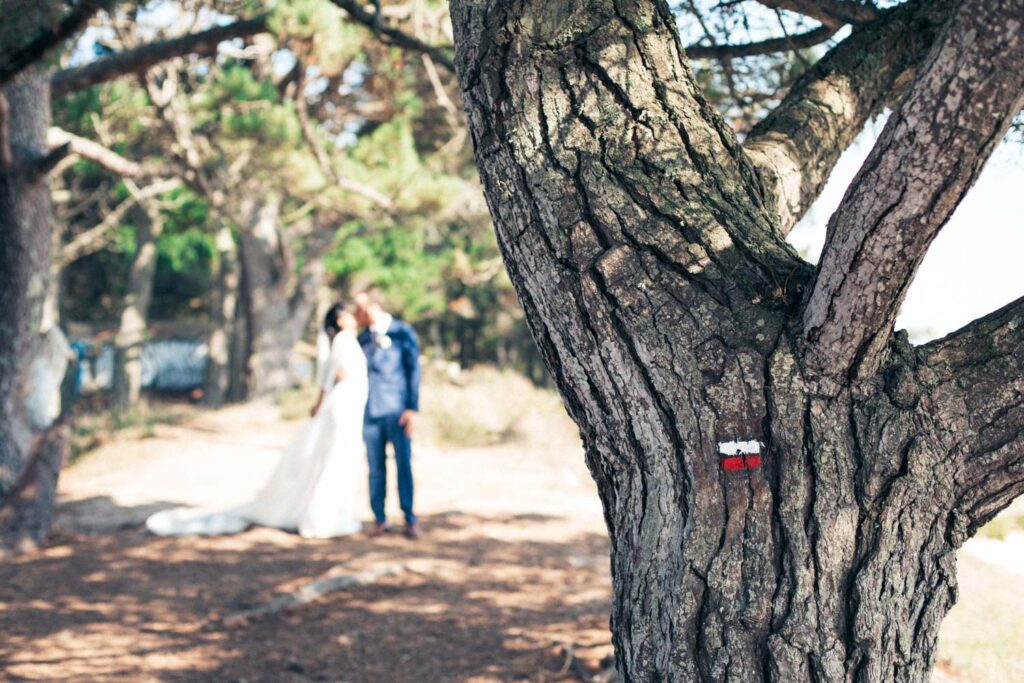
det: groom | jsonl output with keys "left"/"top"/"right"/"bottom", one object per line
{"left": 353, "top": 290, "right": 422, "bottom": 539}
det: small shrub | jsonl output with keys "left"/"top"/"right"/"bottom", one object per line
{"left": 70, "top": 401, "right": 181, "bottom": 464}
{"left": 420, "top": 364, "right": 579, "bottom": 450}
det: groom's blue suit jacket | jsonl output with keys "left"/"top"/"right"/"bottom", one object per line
{"left": 358, "top": 319, "right": 421, "bottom": 420}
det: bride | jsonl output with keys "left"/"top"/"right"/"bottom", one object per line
{"left": 146, "top": 303, "right": 368, "bottom": 538}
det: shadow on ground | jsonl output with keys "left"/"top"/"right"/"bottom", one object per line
{"left": 0, "top": 508, "right": 614, "bottom": 683}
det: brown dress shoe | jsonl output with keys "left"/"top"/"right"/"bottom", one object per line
{"left": 403, "top": 522, "right": 423, "bottom": 539}
{"left": 369, "top": 522, "right": 389, "bottom": 538}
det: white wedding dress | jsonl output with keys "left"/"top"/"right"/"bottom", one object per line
{"left": 146, "top": 332, "right": 368, "bottom": 538}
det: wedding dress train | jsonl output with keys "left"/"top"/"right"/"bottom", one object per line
{"left": 145, "top": 332, "right": 368, "bottom": 538}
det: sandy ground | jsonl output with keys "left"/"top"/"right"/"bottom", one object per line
{"left": 1, "top": 400, "right": 613, "bottom": 682}
{"left": 1, "top": 398, "right": 1019, "bottom": 682}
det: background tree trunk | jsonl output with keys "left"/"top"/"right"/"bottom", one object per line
{"left": 0, "top": 70, "right": 72, "bottom": 553}
{"left": 449, "top": 0, "right": 1024, "bottom": 680}
{"left": 202, "top": 224, "right": 239, "bottom": 406}
{"left": 111, "top": 203, "right": 164, "bottom": 411}
{"left": 235, "top": 198, "right": 321, "bottom": 398}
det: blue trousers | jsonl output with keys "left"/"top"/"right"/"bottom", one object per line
{"left": 363, "top": 413, "right": 416, "bottom": 524}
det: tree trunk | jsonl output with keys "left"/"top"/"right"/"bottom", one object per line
{"left": 235, "top": 198, "right": 321, "bottom": 398}
{"left": 111, "top": 204, "right": 163, "bottom": 411}
{"left": 0, "top": 70, "right": 72, "bottom": 553}
{"left": 449, "top": 1, "right": 1023, "bottom": 680}
{"left": 227, "top": 271, "right": 251, "bottom": 403}
{"left": 202, "top": 224, "right": 240, "bottom": 407}
{"left": 42, "top": 224, "right": 63, "bottom": 331}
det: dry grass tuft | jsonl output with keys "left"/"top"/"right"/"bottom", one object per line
{"left": 419, "top": 364, "right": 579, "bottom": 450}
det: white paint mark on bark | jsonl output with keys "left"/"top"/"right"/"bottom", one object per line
{"left": 716, "top": 439, "right": 762, "bottom": 455}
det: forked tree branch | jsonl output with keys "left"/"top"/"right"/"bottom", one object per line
{"left": 756, "top": 0, "right": 877, "bottom": 29}
{"left": 34, "top": 142, "right": 73, "bottom": 177}
{"left": 923, "top": 296, "right": 1024, "bottom": 532}
{"left": 294, "top": 68, "right": 395, "bottom": 210}
{"left": 0, "top": 0, "right": 109, "bottom": 88}
{"left": 59, "top": 178, "right": 181, "bottom": 266}
{"left": 801, "top": 0, "right": 1024, "bottom": 386}
{"left": 46, "top": 3, "right": 457, "bottom": 101}
{"left": 50, "top": 16, "right": 270, "bottom": 98}
{"left": 743, "top": 0, "right": 954, "bottom": 234}
{"left": 329, "top": 0, "right": 455, "bottom": 72}
{"left": 47, "top": 126, "right": 169, "bottom": 178}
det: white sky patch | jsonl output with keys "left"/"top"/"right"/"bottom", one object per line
{"left": 788, "top": 114, "right": 1024, "bottom": 344}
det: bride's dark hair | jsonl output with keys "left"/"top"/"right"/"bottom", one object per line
{"left": 323, "top": 303, "right": 346, "bottom": 337}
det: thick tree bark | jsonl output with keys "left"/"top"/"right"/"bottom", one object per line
{"left": 802, "top": 0, "right": 1024, "bottom": 384}
{"left": 923, "top": 295, "right": 1024, "bottom": 534}
{"left": 449, "top": 0, "right": 1024, "bottom": 681}
{"left": 111, "top": 202, "right": 164, "bottom": 411}
{"left": 743, "top": 0, "right": 955, "bottom": 235}
{"left": 0, "top": 71, "right": 72, "bottom": 552}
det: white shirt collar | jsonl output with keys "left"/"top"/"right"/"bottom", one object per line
{"left": 371, "top": 313, "right": 393, "bottom": 336}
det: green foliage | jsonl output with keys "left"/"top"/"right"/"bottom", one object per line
{"left": 113, "top": 222, "right": 139, "bottom": 256}
{"left": 210, "top": 66, "right": 303, "bottom": 143}
{"left": 158, "top": 228, "right": 214, "bottom": 276}
{"left": 212, "top": 62, "right": 279, "bottom": 102}
{"left": 161, "top": 187, "right": 212, "bottom": 237}
{"left": 325, "top": 219, "right": 447, "bottom": 318}
{"left": 152, "top": 244, "right": 213, "bottom": 319}
{"left": 323, "top": 118, "right": 497, "bottom": 321}
{"left": 152, "top": 189, "right": 216, "bottom": 319}
{"left": 269, "top": 0, "right": 365, "bottom": 75}
{"left": 53, "top": 0, "right": 540, "bottom": 374}
{"left": 55, "top": 79, "right": 153, "bottom": 145}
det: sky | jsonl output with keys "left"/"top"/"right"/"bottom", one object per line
{"left": 787, "top": 116, "right": 1024, "bottom": 344}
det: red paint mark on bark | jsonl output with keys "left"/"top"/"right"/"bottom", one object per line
{"left": 722, "top": 456, "right": 746, "bottom": 471}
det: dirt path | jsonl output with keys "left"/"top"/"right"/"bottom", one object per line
{"left": 2, "top": 398, "right": 1016, "bottom": 682}
{"left": 1, "top": 400, "right": 613, "bottom": 682}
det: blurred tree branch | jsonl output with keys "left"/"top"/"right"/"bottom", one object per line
{"left": 50, "top": 16, "right": 269, "bottom": 98}
{"left": 0, "top": 0, "right": 112, "bottom": 87}
{"left": 329, "top": 0, "right": 455, "bottom": 72}
{"left": 686, "top": 24, "right": 837, "bottom": 59}
{"left": 756, "top": 0, "right": 878, "bottom": 28}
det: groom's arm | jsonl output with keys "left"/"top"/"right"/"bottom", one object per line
{"left": 401, "top": 323, "right": 421, "bottom": 412}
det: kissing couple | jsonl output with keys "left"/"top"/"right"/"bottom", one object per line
{"left": 146, "top": 290, "right": 423, "bottom": 540}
